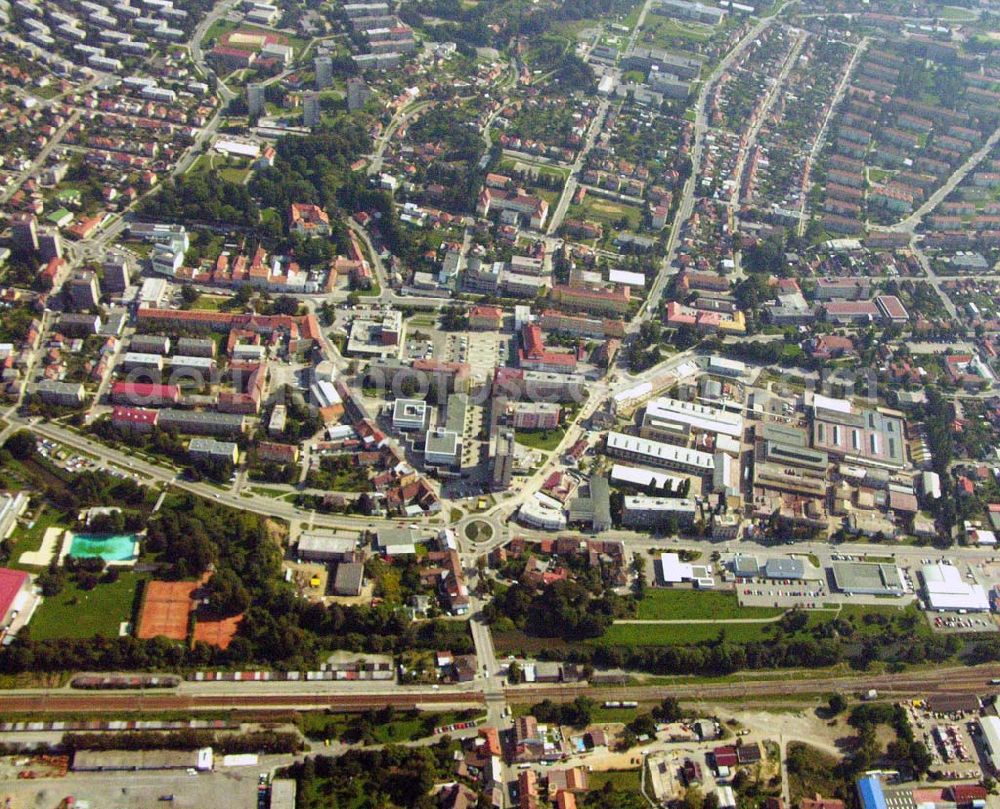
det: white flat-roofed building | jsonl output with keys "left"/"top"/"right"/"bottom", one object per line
{"left": 424, "top": 427, "right": 459, "bottom": 466}
{"left": 0, "top": 491, "right": 28, "bottom": 539}
{"left": 659, "top": 552, "right": 714, "bottom": 587}
{"left": 214, "top": 139, "right": 260, "bottom": 158}
{"left": 609, "top": 463, "right": 683, "bottom": 492}
{"left": 625, "top": 496, "right": 697, "bottom": 529}
{"left": 980, "top": 717, "right": 1000, "bottom": 771}
{"left": 608, "top": 269, "right": 646, "bottom": 287}
{"left": 189, "top": 437, "right": 238, "bottom": 464}
{"left": 311, "top": 380, "right": 343, "bottom": 409}
{"left": 922, "top": 563, "right": 990, "bottom": 611}
{"left": 707, "top": 356, "right": 746, "bottom": 377}
{"left": 606, "top": 431, "right": 715, "bottom": 474}
{"left": 518, "top": 499, "right": 567, "bottom": 531}
{"left": 121, "top": 352, "right": 164, "bottom": 372}
{"left": 642, "top": 397, "right": 743, "bottom": 440}
{"left": 392, "top": 398, "right": 430, "bottom": 431}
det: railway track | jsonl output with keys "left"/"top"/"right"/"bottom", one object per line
{"left": 2, "top": 664, "right": 998, "bottom": 715}
{"left": 0, "top": 691, "right": 486, "bottom": 714}
{"left": 506, "top": 664, "right": 1000, "bottom": 704}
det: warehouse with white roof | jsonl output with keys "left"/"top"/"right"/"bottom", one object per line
{"left": 921, "top": 563, "right": 990, "bottom": 612}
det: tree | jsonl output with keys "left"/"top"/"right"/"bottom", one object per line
{"left": 4, "top": 431, "right": 36, "bottom": 460}
{"left": 827, "top": 694, "right": 848, "bottom": 715}
{"left": 180, "top": 285, "right": 200, "bottom": 307}
{"left": 273, "top": 296, "right": 300, "bottom": 316}
{"left": 653, "top": 696, "right": 682, "bottom": 723}
{"left": 204, "top": 569, "right": 251, "bottom": 616}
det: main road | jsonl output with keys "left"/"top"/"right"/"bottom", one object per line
{"left": 636, "top": 13, "right": 781, "bottom": 327}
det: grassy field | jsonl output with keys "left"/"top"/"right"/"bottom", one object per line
{"left": 299, "top": 709, "right": 482, "bottom": 743}
{"left": 190, "top": 294, "right": 230, "bottom": 311}
{"left": 936, "top": 5, "right": 977, "bottom": 20}
{"left": 598, "top": 620, "right": 781, "bottom": 646}
{"left": 568, "top": 196, "right": 644, "bottom": 230}
{"left": 515, "top": 427, "right": 567, "bottom": 452}
{"left": 4, "top": 508, "right": 69, "bottom": 571}
{"left": 636, "top": 589, "right": 784, "bottom": 620}
{"left": 787, "top": 742, "right": 846, "bottom": 804}
{"left": 599, "top": 602, "right": 930, "bottom": 648}
{"left": 30, "top": 573, "right": 145, "bottom": 641}
{"left": 641, "top": 16, "right": 713, "bottom": 47}
{"left": 589, "top": 770, "right": 642, "bottom": 793}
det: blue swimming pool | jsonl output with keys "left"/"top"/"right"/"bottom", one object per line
{"left": 69, "top": 533, "right": 138, "bottom": 562}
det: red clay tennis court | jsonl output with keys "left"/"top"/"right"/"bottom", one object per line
{"left": 136, "top": 581, "right": 198, "bottom": 641}
{"left": 191, "top": 614, "right": 243, "bottom": 650}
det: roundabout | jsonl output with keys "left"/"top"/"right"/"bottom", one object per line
{"left": 462, "top": 518, "right": 494, "bottom": 543}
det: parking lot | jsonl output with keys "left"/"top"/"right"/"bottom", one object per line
{"left": 0, "top": 765, "right": 268, "bottom": 809}
{"left": 737, "top": 577, "right": 829, "bottom": 610}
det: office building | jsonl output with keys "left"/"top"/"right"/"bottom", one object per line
{"left": 424, "top": 427, "right": 460, "bottom": 467}
{"left": 491, "top": 429, "right": 515, "bottom": 490}
{"left": 392, "top": 398, "right": 430, "bottom": 431}
{"left": 606, "top": 431, "right": 715, "bottom": 475}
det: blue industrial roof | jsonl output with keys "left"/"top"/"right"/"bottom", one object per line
{"left": 858, "top": 775, "right": 887, "bottom": 809}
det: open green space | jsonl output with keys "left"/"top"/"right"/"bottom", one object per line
{"left": 597, "top": 602, "right": 931, "bottom": 648}
{"left": 463, "top": 519, "right": 494, "bottom": 543}
{"left": 514, "top": 427, "right": 567, "bottom": 452}
{"left": 935, "top": 5, "right": 977, "bottom": 20}
{"left": 641, "top": 16, "right": 713, "bottom": 47}
{"left": 599, "top": 620, "right": 779, "bottom": 646}
{"left": 3, "top": 508, "right": 68, "bottom": 571}
{"left": 201, "top": 20, "right": 310, "bottom": 57}
{"left": 190, "top": 294, "right": 230, "bottom": 311}
{"left": 636, "top": 589, "right": 785, "bottom": 620}
{"left": 29, "top": 573, "right": 145, "bottom": 641}
{"left": 567, "top": 196, "right": 644, "bottom": 230}
{"left": 299, "top": 709, "right": 483, "bottom": 744}
{"left": 787, "top": 742, "right": 845, "bottom": 805}
{"left": 589, "top": 770, "right": 642, "bottom": 793}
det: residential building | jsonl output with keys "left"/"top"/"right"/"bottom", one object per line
{"left": 623, "top": 496, "right": 697, "bottom": 528}
{"left": 35, "top": 380, "right": 85, "bottom": 407}
{"left": 289, "top": 203, "right": 331, "bottom": 238}
{"left": 248, "top": 82, "right": 266, "bottom": 116}
{"left": 303, "top": 91, "right": 321, "bottom": 127}
{"left": 10, "top": 212, "right": 39, "bottom": 254}
{"left": 188, "top": 437, "right": 238, "bottom": 465}
{"left": 68, "top": 269, "right": 100, "bottom": 310}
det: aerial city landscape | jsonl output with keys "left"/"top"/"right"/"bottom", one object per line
{"left": 5, "top": 0, "right": 1000, "bottom": 805}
